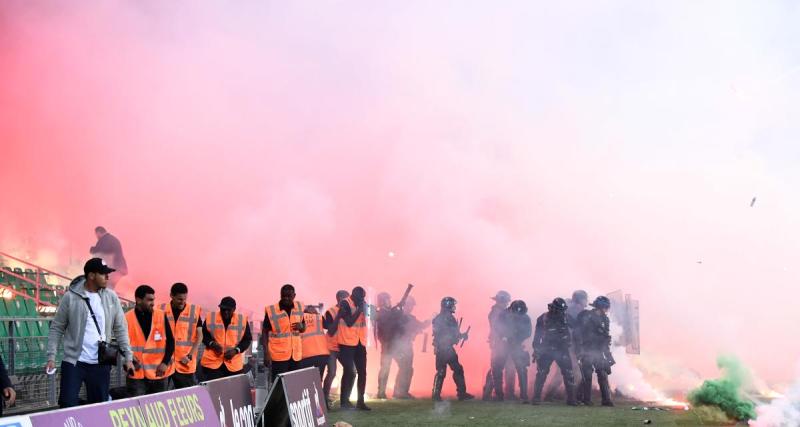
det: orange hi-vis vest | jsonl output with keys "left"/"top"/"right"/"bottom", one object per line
{"left": 337, "top": 298, "right": 367, "bottom": 346}
{"left": 266, "top": 301, "right": 304, "bottom": 362}
{"left": 126, "top": 308, "right": 170, "bottom": 380}
{"left": 325, "top": 306, "right": 340, "bottom": 352}
{"left": 201, "top": 311, "right": 246, "bottom": 372}
{"left": 301, "top": 311, "right": 330, "bottom": 359}
{"left": 160, "top": 302, "right": 202, "bottom": 375}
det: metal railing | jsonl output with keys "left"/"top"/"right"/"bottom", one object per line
{"left": 0, "top": 251, "right": 135, "bottom": 311}
{"left": 0, "top": 317, "right": 128, "bottom": 415}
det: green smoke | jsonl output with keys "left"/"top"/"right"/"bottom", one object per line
{"left": 688, "top": 355, "right": 756, "bottom": 421}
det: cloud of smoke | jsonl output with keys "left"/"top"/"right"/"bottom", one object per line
{"left": 688, "top": 355, "right": 757, "bottom": 421}
{"left": 750, "top": 361, "right": 800, "bottom": 427}
{"left": 1, "top": 1, "right": 800, "bottom": 394}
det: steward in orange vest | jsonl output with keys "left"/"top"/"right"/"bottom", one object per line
{"left": 201, "top": 296, "right": 252, "bottom": 381}
{"left": 263, "top": 284, "right": 306, "bottom": 381}
{"left": 299, "top": 305, "right": 330, "bottom": 379}
{"left": 126, "top": 285, "right": 174, "bottom": 397}
{"left": 321, "top": 289, "right": 349, "bottom": 408}
{"left": 336, "top": 286, "right": 371, "bottom": 411}
{"left": 160, "top": 282, "right": 203, "bottom": 389}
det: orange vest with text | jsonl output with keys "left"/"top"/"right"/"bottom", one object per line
{"left": 337, "top": 298, "right": 367, "bottom": 346}
{"left": 301, "top": 311, "right": 330, "bottom": 359}
{"left": 200, "top": 311, "right": 246, "bottom": 372}
{"left": 160, "top": 303, "right": 202, "bottom": 375}
{"left": 126, "top": 308, "right": 170, "bottom": 380}
{"left": 266, "top": 301, "right": 304, "bottom": 362}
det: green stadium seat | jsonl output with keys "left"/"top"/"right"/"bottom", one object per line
{"left": 4, "top": 298, "right": 20, "bottom": 317}
{"left": 14, "top": 320, "right": 30, "bottom": 337}
{"left": 24, "top": 299, "right": 36, "bottom": 316}
{"left": 0, "top": 297, "right": 8, "bottom": 317}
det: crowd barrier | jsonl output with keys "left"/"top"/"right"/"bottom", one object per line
{"left": 0, "top": 369, "right": 328, "bottom": 427}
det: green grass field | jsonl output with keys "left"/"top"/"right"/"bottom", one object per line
{"left": 325, "top": 399, "right": 737, "bottom": 426}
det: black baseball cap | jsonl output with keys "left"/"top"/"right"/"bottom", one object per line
{"left": 84, "top": 258, "right": 115, "bottom": 275}
{"left": 219, "top": 296, "right": 236, "bottom": 310}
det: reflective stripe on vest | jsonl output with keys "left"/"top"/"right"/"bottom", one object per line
{"left": 266, "top": 301, "right": 304, "bottom": 362}
{"left": 337, "top": 298, "right": 368, "bottom": 346}
{"left": 160, "top": 302, "right": 202, "bottom": 374}
{"left": 126, "top": 308, "right": 169, "bottom": 380}
{"left": 301, "top": 312, "right": 329, "bottom": 358}
{"left": 200, "top": 311, "right": 246, "bottom": 372}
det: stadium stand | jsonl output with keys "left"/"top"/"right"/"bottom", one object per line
{"left": 0, "top": 252, "right": 134, "bottom": 414}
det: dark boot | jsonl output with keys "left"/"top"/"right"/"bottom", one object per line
{"left": 565, "top": 381, "right": 577, "bottom": 406}
{"left": 482, "top": 370, "right": 493, "bottom": 401}
{"left": 531, "top": 370, "right": 547, "bottom": 405}
{"left": 518, "top": 378, "right": 528, "bottom": 403}
{"left": 356, "top": 400, "right": 372, "bottom": 411}
{"left": 377, "top": 376, "right": 387, "bottom": 400}
{"left": 491, "top": 364, "right": 505, "bottom": 401}
{"left": 598, "top": 372, "right": 613, "bottom": 406}
{"left": 432, "top": 373, "right": 445, "bottom": 402}
{"left": 453, "top": 368, "right": 474, "bottom": 400}
{"left": 581, "top": 380, "right": 593, "bottom": 405}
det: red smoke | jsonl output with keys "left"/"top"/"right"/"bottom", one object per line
{"left": 2, "top": 1, "right": 799, "bottom": 396}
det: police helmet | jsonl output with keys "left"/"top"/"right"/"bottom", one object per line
{"left": 509, "top": 300, "right": 527, "bottom": 314}
{"left": 492, "top": 290, "right": 511, "bottom": 304}
{"left": 547, "top": 297, "right": 568, "bottom": 312}
{"left": 441, "top": 297, "right": 457, "bottom": 312}
{"left": 377, "top": 292, "right": 391, "bottom": 306}
{"left": 571, "top": 290, "right": 588, "bottom": 303}
{"left": 590, "top": 295, "right": 611, "bottom": 309}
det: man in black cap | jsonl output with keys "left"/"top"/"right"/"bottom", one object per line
{"left": 46, "top": 258, "right": 134, "bottom": 407}
{"left": 200, "top": 296, "right": 252, "bottom": 381}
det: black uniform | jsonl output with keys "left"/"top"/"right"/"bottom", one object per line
{"left": 575, "top": 309, "right": 614, "bottom": 406}
{"left": 532, "top": 311, "right": 576, "bottom": 404}
{"left": 482, "top": 303, "right": 517, "bottom": 399}
{"left": 432, "top": 311, "right": 469, "bottom": 401}
{"left": 376, "top": 305, "right": 407, "bottom": 398}
{"left": 490, "top": 309, "right": 532, "bottom": 401}
{"left": 392, "top": 313, "right": 426, "bottom": 398}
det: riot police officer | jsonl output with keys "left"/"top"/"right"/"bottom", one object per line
{"left": 376, "top": 292, "right": 405, "bottom": 399}
{"left": 490, "top": 300, "right": 532, "bottom": 402}
{"left": 432, "top": 297, "right": 474, "bottom": 402}
{"left": 482, "top": 290, "right": 517, "bottom": 400}
{"left": 575, "top": 295, "right": 614, "bottom": 407}
{"left": 531, "top": 297, "right": 577, "bottom": 405}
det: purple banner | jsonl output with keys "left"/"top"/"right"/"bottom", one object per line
{"left": 281, "top": 368, "right": 327, "bottom": 427}
{"left": 29, "top": 386, "right": 219, "bottom": 427}
{"left": 200, "top": 374, "right": 254, "bottom": 427}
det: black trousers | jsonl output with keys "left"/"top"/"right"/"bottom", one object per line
{"left": 202, "top": 364, "right": 243, "bottom": 381}
{"left": 434, "top": 347, "right": 467, "bottom": 395}
{"left": 491, "top": 346, "right": 530, "bottom": 399}
{"left": 271, "top": 359, "right": 301, "bottom": 382}
{"left": 534, "top": 349, "right": 574, "bottom": 401}
{"left": 339, "top": 343, "right": 367, "bottom": 404}
{"left": 300, "top": 355, "right": 329, "bottom": 380}
{"left": 322, "top": 351, "right": 340, "bottom": 400}
{"left": 579, "top": 352, "right": 612, "bottom": 404}
{"left": 170, "top": 372, "right": 197, "bottom": 389}
{"left": 58, "top": 361, "right": 111, "bottom": 408}
{"left": 126, "top": 377, "right": 167, "bottom": 397}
